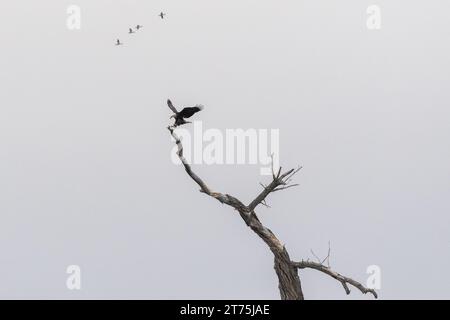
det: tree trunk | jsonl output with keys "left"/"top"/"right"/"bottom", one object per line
{"left": 274, "top": 249, "right": 304, "bottom": 300}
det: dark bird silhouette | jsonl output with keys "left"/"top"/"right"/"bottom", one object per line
{"left": 159, "top": 12, "right": 166, "bottom": 19}
{"left": 115, "top": 39, "right": 123, "bottom": 46}
{"left": 136, "top": 25, "right": 143, "bottom": 30}
{"left": 167, "top": 99, "right": 204, "bottom": 127}
{"left": 129, "top": 28, "right": 135, "bottom": 34}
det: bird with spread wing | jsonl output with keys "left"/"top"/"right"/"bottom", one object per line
{"left": 167, "top": 99, "right": 204, "bottom": 127}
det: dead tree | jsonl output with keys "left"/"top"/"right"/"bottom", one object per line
{"left": 168, "top": 126, "right": 377, "bottom": 300}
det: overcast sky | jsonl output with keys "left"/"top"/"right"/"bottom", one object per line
{"left": 1, "top": 0, "right": 449, "bottom": 299}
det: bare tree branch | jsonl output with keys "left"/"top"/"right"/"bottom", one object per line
{"left": 248, "top": 166, "right": 301, "bottom": 211}
{"left": 292, "top": 260, "right": 378, "bottom": 298}
{"left": 272, "top": 184, "right": 299, "bottom": 192}
{"left": 260, "top": 199, "right": 271, "bottom": 208}
{"left": 168, "top": 126, "right": 250, "bottom": 215}
{"left": 167, "top": 123, "right": 377, "bottom": 300}
{"left": 310, "top": 249, "right": 323, "bottom": 264}
{"left": 325, "top": 241, "right": 331, "bottom": 267}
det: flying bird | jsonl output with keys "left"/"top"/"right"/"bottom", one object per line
{"left": 167, "top": 99, "right": 204, "bottom": 127}
{"left": 159, "top": 12, "right": 166, "bottom": 19}
{"left": 129, "top": 28, "right": 135, "bottom": 34}
{"left": 115, "top": 39, "right": 123, "bottom": 46}
{"left": 136, "top": 25, "right": 143, "bottom": 30}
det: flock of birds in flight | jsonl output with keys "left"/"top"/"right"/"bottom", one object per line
{"left": 111, "top": 11, "right": 204, "bottom": 125}
{"left": 115, "top": 11, "right": 166, "bottom": 46}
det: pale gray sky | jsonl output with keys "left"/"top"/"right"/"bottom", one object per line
{"left": 0, "top": 0, "right": 449, "bottom": 299}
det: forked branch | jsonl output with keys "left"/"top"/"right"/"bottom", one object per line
{"left": 292, "top": 260, "right": 378, "bottom": 298}
{"left": 248, "top": 157, "right": 302, "bottom": 211}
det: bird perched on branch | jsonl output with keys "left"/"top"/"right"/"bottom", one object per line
{"left": 167, "top": 99, "right": 204, "bottom": 127}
